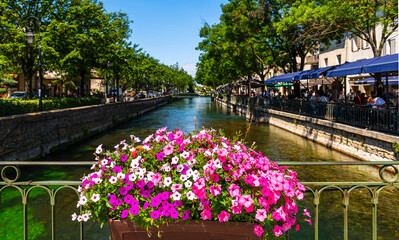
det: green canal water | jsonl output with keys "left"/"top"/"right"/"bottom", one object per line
{"left": 1, "top": 97, "right": 398, "bottom": 239}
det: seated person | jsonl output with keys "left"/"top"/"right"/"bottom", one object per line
{"left": 353, "top": 91, "right": 362, "bottom": 105}
{"left": 368, "top": 96, "right": 386, "bottom": 110}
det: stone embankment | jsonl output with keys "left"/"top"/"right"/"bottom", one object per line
{"left": 0, "top": 96, "right": 171, "bottom": 161}
{"left": 217, "top": 97, "right": 399, "bottom": 162}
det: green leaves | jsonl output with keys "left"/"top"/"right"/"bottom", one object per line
{"left": 0, "top": 97, "right": 102, "bottom": 117}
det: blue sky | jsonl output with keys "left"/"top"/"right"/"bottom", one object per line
{"left": 101, "top": 0, "right": 229, "bottom": 76}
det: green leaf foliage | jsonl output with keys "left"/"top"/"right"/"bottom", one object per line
{"left": 0, "top": 97, "right": 102, "bottom": 117}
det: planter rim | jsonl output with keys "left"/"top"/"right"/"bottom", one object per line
{"left": 108, "top": 218, "right": 262, "bottom": 240}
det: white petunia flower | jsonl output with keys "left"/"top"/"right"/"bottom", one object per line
{"left": 95, "top": 144, "right": 103, "bottom": 154}
{"left": 204, "top": 150, "right": 212, "bottom": 157}
{"left": 171, "top": 156, "right": 179, "bottom": 164}
{"left": 172, "top": 192, "right": 181, "bottom": 201}
{"left": 180, "top": 175, "right": 188, "bottom": 182}
{"left": 186, "top": 169, "right": 193, "bottom": 177}
{"left": 143, "top": 134, "right": 153, "bottom": 143}
{"left": 117, "top": 172, "right": 125, "bottom": 179}
{"left": 91, "top": 193, "right": 100, "bottom": 202}
{"left": 164, "top": 177, "right": 172, "bottom": 186}
{"left": 147, "top": 172, "right": 155, "bottom": 181}
{"left": 93, "top": 178, "right": 102, "bottom": 184}
{"left": 79, "top": 196, "right": 88, "bottom": 206}
{"left": 176, "top": 164, "right": 184, "bottom": 172}
{"left": 186, "top": 191, "right": 197, "bottom": 200}
{"left": 82, "top": 214, "right": 89, "bottom": 222}
{"left": 214, "top": 160, "right": 222, "bottom": 169}
{"left": 101, "top": 159, "right": 108, "bottom": 166}
{"left": 109, "top": 176, "right": 117, "bottom": 184}
{"left": 188, "top": 159, "right": 197, "bottom": 165}
{"left": 184, "top": 180, "right": 192, "bottom": 188}
{"left": 143, "top": 145, "right": 151, "bottom": 151}
{"left": 180, "top": 151, "right": 190, "bottom": 159}
{"left": 128, "top": 174, "right": 137, "bottom": 182}
{"left": 131, "top": 160, "right": 140, "bottom": 169}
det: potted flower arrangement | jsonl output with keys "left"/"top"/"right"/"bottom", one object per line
{"left": 72, "top": 127, "right": 311, "bottom": 239}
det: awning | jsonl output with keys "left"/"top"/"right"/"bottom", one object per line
{"left": 362, "top": 54, "right": 398, "bottom": 74}
{"left": 325, "top": 58, "right": 377, "bottom": 77}
{"left": 294, "top": 69, "right": 314, "bottom": 81}
{"left": 238, "top": 79, "right": 265, "bottom": 88}
{"left": 300, "top": 78, "right": 332, "bottom": 88}
{"left": 298, "top": 66, "right": 335, "bottom": 80}
{"left": 264, "top": 71, "right": 302, "bottom": 84}
{"left": 354, "top": 76, "right": 398, "bottom": 85}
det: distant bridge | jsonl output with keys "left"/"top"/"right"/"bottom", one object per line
{"left": 171, "top": 93, "right": 202, "bottom": 98}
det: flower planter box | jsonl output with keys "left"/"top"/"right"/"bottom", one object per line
{"left": 73, "top": 128, "right": 310, "bottom": 239}
{"left": 108, "top": 219, "right": 262, "bottom": 240}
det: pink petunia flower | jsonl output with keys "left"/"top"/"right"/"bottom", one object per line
{"left": 181, "top": 210, "right": 190, "bottom": 220}
{"left": 163, "top": 144, "right": 174, "bottom": 156}
{"left": 273, "top": 225, "right": 283, "bottom": 237}
{"left": 255, "top": 209, "right": 268, "bottom": 222}
{"left": 121, "top": 209, "right": 129, "bottom": 219}
{"left": 217, "top": 211, "right": 230, "bottom": 222}
{"left": 209, "top": 185, "right": 221, "bottom": 196}
{"left": 253, "top": 225, "right": 264, "bottom": 237}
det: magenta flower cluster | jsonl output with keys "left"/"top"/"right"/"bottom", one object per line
{"left": 73, "top": 127, "right": 310, "bottom": 238}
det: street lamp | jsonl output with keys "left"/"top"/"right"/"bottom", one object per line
{"left": 26, "top": 16, "right": 43, "bottom": 111}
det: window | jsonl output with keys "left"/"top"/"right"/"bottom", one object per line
{"left": 363, "top": 39, "right": 370, "bottom": 49}
{"left": 336, "top": 55, "right": 342, "bottom": 65}
{"left": 357, "top": 37, "right": 362, "bottom": 50}
{"left": 324, "top": 58, "right": 328, "bottom": 67}
{"left": 389, "top": 38, "right": 396, "bottom": 54}
{"left": 352, "top": 37, "right": 360, "bottom": 52}
{"left": 351, "top": 38, "right": 356, "bottom": 51}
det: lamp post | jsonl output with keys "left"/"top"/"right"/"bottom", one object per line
{"left": 26, "top": 16, "right": 43, "bottom": 111}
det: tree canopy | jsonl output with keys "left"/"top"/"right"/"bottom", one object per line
{"left": 195, "top": 0, "right": 398, "bottom": 92}
{"left": 0, "top": 0, "right": 194, "bottom": 98}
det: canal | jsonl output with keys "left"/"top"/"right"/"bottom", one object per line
{"left": 1, "top": 97, "right": 398, "bottom": 239}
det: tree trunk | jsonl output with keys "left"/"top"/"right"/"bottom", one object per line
{"left": 26, "top": 71, "right": 34, "bottom": 99}
{"left": 116, "top": 75, "right": 120, "bottom": 102}
{"left": 23, "top": 52, "right": 35, "bottom": 99}
{"left": 80, "top": 70, "right": 85, "bottom": 97}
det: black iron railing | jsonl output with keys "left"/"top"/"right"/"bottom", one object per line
{"left": 228, "top": 96, "right": 399, "bottom": 134}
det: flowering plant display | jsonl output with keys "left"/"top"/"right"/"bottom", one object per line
{"left": 73, "top": 127, "right": 311, "bottom": 238}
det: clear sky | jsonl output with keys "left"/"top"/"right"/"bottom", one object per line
{"left": 101, "top": 0, "right": 228, "bottom": 76}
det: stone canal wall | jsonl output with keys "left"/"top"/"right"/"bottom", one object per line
{"left": 0, "top": 96, "right": 171, "bottom": 161}
{"left": 217, "top": 97, "right": 399, "bottom": 162}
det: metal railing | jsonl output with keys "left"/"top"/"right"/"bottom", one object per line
{"left": 1, "top": 161, "right": 398, "bottom": 240}
{"left": 229, "top": 96, "right": 399, "bottom": 134}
